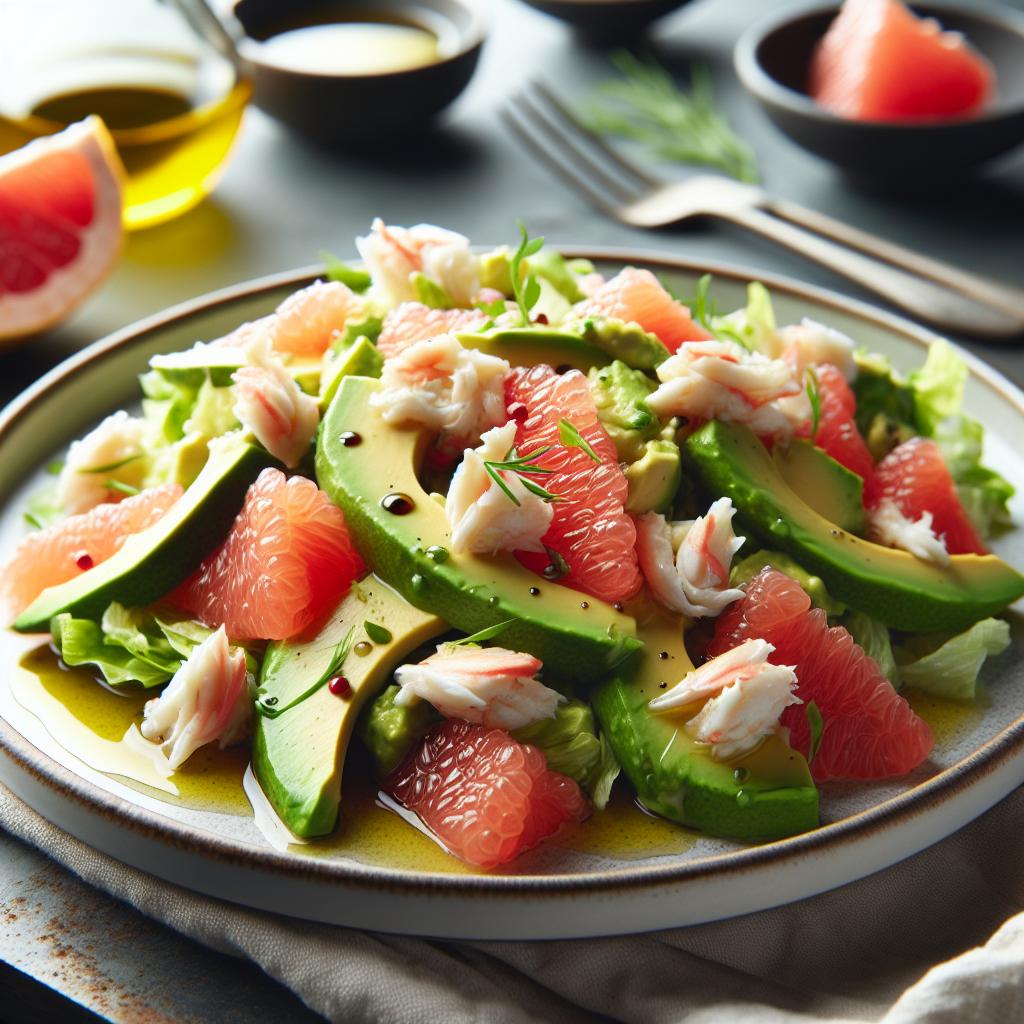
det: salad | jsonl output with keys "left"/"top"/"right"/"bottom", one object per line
{"left": 3, "top": 219, "right": 1022, "bottom": 869}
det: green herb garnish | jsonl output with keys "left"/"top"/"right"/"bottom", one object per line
{"left": 558, "top": 418, "right": 601, "bottom": 463}
{"left": 77, "top": 453, "right": 144, "bottom": 475}
{"left": 106, "top": 480, "right": 140, "bottom": 496}
{"left": 444, "top": 620, "right": 516, "bottom": 649}
{"left": 46, "top": 460, "right": 64, "bottom": 476}
{"left": 23, "top": 512, "right": 44, "bottom": 529}
{"left": 806, "top": 700, "right": 824, "bottom": 764}
{"left": 364, "top": 621, "right": 392, "bottom": 645}
{"left": 510, "top": 222, "right": 544, "bottom": 325}
{"left": 483, "top": 445, "right": 560, "bottom": 506}
{"left": 320, "top": 250, "right": 372, "bottom": 292}
{"left": 584, "top": 53, "right": 759, "bottom": 184}
{"left": 256, "top": 627, "right": 356, "bottom": 718}
{"left": 806, "top": 367, "right": 822, "bottom": 440}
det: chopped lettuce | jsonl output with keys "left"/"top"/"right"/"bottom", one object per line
{"left": 843, "top": 611, "right": 899, "bottom": 687}
{"left": 711, "top": 281, "right": 778, "bottom": 355}
{"left": 512, "top": 699, "right": 620, "bottom": 809}
{"left": 320, "top": 251, "right": 372, "bottom": 292}
{"left": 50, "top": 603, "right": 251, "bottom": 689}
{"left": 412, "top": 272, "right": 454, "bottom": 310}
{"left": 896, "top": 618, "right": 1011, "bottom": 701}
{"left": 183, "top": 377, "right": 239, "bottom": 438}
{"left": 909, "top": 340, "right": 967, "bottom": 436}
{"left": 22, "top": 481, "right": 64, "bottom": 530}
{"left": 358, "top": 683, "right": 440, "bottom": 778}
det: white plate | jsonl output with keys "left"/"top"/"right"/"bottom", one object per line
{"left": 1, "top": 252, "right": 1022, "bottom": 939}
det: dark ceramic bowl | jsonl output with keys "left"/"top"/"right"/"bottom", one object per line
{"left": 734, "top": 1, "right": 1024, "bottom": 181}
{"left": 233, "top": 0, "right": 485, "bottom": 146}
{"left": 517, "top": 0, "right": 695, "bottom": 38}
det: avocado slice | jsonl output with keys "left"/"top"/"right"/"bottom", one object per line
{"left": 567, "top": 317, "right": 670, "bottom": 371}
{"left": 14, "top": 440, "right": 274, "bottom": 632}
{"left": 593, "top": 602, "right": 819, "bottom": 842}
{"left": 625, "top": 440, "right": 682, "bottom": 515}
{"left": 358, "top": 682, "right": 440, "bottom": 779}
{"left": 149, "top": 347, "right": 321, "bottom": 394}
{"left": 773, "top": 439, "right": 866, "bottom": 535}
{"left": 316, "top": 375, "right": 641, "bottom": 680}
{"left": 588, "top": 360, "right": 661, "bottom": 463}
{"left": 686, "top": 420, "right": 1024, "bottom": 632}
{"left": 320, "top": 336, "right": 384, "bottom": 411}
{"left": 457, "top": 327, "right": 611, "bottom": 372}
{"left": 254, "top": 575, "right": 445, "bottom": 837}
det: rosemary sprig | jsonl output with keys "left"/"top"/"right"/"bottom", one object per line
{"left": 444, "top": 620, "right": 516, "bottom": 649}
{"left": 106, "top": 479, "right": 140, "bottom": 496}
{"left": 483, "top": 445, "right": 560, "bottom": 506}
{"left": 256, "top": 626, "right": 356, "bottom": 718}
{"left": 511, "top": 222, "right": 544, "bottom": 325}
{"left": 584, "top": 52, "right": 760, "bottom": 184}
{"left": 806, "top": 700, "right": 824, "bottom": 764}
{"left": 77, "top": 452, "right": 144, "bottom": 475}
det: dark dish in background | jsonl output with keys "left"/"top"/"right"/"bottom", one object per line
{"left": 734, "top": 1, "right": 1024, "bottom": 180}
{"left": 516, "top": 0, "right": 695, "bottom": 37}
{"left": 232, "top": 0, "right": 486, "bottom": 145}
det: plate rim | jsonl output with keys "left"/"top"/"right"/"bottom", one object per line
{"left": 2, "top": 249, "right": 1022, "bottom": 899}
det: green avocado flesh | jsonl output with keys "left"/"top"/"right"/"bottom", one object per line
{"left": 686, "top": 420, "right": 1024, "bottom": 632}
{"left": 772, "top": 439, "right": 866, "bottom": 536}
{"left": 316, "top": 375, "right": 641, "bottom": 680}
{"left": 14, "top": 441, "right": 273, "bottom": 633}
{"left": 457, "top": 327, "right": 611, "bottom": 372}
{"left": 592, "top": 604, "right": 819, "bottom": 842}
{"left": 254, "top": 576, "right": 445, "bottom": 838}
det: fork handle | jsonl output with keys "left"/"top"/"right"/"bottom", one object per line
{"left": 765, "top": 197, "right": 1024, "bottom": 324}
{"left": 719, "top": 206, "right": 1024, "bottom": 338}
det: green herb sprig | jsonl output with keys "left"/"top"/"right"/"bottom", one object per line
{"left": 511, "top": 222, "right": 544, "bottom": 325}
{"left": 584, "top": 53, "right": 759, "bottom": 184}
{"left": 484, "top": 445, "right": 560, "bottom": 507}
{"left": 806, "top": 367, "right": 822, "bottom": 439}
{"left": 558, "top": 419, "right": 601, "bottom": 463}
{"left": 806, "top": 700, "right": 824, "bottom": 764}
{"left": 444, "top": 620, "right": 516, "bottom": 650}
{"left": 77, "top": 453, "right": 144, "bottom": 475}
{"left": 256, "top": 626, "right": 356, "bottom": 718}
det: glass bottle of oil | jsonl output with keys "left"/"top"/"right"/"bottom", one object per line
{"left": 0, "top": 2, "right": 251, "bottom": 230}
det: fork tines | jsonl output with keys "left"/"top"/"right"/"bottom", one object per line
{"left": 502, "top": 81, "right": 657, "bottom": 220}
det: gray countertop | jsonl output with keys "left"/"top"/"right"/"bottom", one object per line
{"left": 2, "top": 0, "right": 1023, "bottom": 1018}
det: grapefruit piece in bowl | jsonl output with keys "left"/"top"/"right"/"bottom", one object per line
{"left": 0, "top": 116, "right": 124, "bottom": 345}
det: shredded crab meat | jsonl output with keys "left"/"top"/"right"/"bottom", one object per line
{"left": 446, "top": 421, "right": 553, "bottom": 555}
{"left": 647, "top": 340, "right": 806, "bottom": 440}
{"left": 57, "top": 410, "right": 149, "bottom": 515}
{"left": 869, "top": 499, "right": 951, "bottom": 566}
{"left": 370, "top": 333, "right": 509, "bottom": 446}
{"left": 140, "top": 626, "right": 250, "bottom": 769}
{"left": 650, "top": 638, "right": 800, "bottom": 760}
{"left": 635, "top": 498, "right": 746, "bottom": 618}
{"left": 231, "top": 336, "right": 320, "bottom": 467}
{"left": 393, "top": 644, "right": 563, "bottom": 730}
{"left": 356, "top": 218, "right": 480, "bottom": 307}
{"left": 779, "top": 318, "right": 857, "bottom": 381}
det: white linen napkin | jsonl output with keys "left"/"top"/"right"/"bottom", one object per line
{"left": 2, "top": 780, "right": 1022, "bottom": 1023}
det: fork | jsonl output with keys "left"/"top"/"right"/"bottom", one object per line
{"left": 502, "top": 82, "right": 1024, "bottom": 340}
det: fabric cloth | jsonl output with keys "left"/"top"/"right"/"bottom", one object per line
{"left": 2, "top": 781, "right": 1023, "bottom": 1023}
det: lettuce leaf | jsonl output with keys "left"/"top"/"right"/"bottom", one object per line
{"left": 712, "top": 281, "right": 778, "bottom": 355}
{"left": 512, "top": 699, "right": 620, "bottom": 809}
{"left": 843, "top": 611, "right": 899, "bottom": 687}
{"left": 909, "top": 340, "right": 967, "bottom": 436}
{"left": 896, "top": 618, "right": 1011, "bottom": 701}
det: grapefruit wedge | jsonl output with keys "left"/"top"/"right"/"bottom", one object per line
{"left": 0, "top": 117, "right": 124, "bottom": 344}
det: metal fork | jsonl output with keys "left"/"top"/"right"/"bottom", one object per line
{"left": 502, "top": 81, "right": 1024, "bottom": 340}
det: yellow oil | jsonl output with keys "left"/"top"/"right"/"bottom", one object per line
{"left": 905, "top": 686, "right": 981, "bottom": 746}
{"left": 0, "top": 70, "right": 251, "bottom": 230}
{"left": 14, "top": 644, "right": 702, "bottom": 871}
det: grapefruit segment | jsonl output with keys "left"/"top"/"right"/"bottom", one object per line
{"left": 810, "top": 0, "right": 994, "bottom": 122}
{"left": 804, "top": 363, "right": 875, "bottom": 482}
{"left": 505, "top": 364, "right": 643, "bottom": 604}
{"left": 575, "top": 267, "right": 711, "bottom": 353}
{"left": 709, "top": 567, "right": 934, "bottom": 781}
{"left": 864, "top": 436, "right": 986, "bottom": 555}
{"left": 384, "top": 717, "right": 589, "bottom": 868}
{"left": 0, "top": 484, "right": 182, "bottom": 624}
{"left": 377, "top": 301, "right": 488, "bottom": 359}
{"left": 173, "top": 468, "right": 365, "bottom": 641}
{"left": 0, "top": 117, "right": 123, "bottom": 343}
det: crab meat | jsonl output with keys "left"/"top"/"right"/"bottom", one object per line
{"left": 57, "top": 410, "right": 149, "bottom": 515}
{"left": 371, "top": 333, "right": 509, "bottom": 446}
{"left": 446, "top": 421, "right": 554, "bottom": 555}
{"left": 869, "top": 499, "right": 951, "bottom": 566}
{"left": 231, "top": 336, "right": 320, "bottom": 467}
{"left": 779, "top": 318, "right": 857, "bottom": 381}
{"left": 650, "top": 639, "right": 800, "bottom": 760}
{"left": 636, "top": 499, "right": 746, "bottom": 618}
{"left": 647, "top": 340, "right": 805, "bottom": 441}
{"left": 356, "top": 218, "right": 480, "bottom": 308}
{"left": 394, "top": 644, "right": 563, "bottom": 730}
{"left": 140, "top": 626, "right": 250, "bottom": 769}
